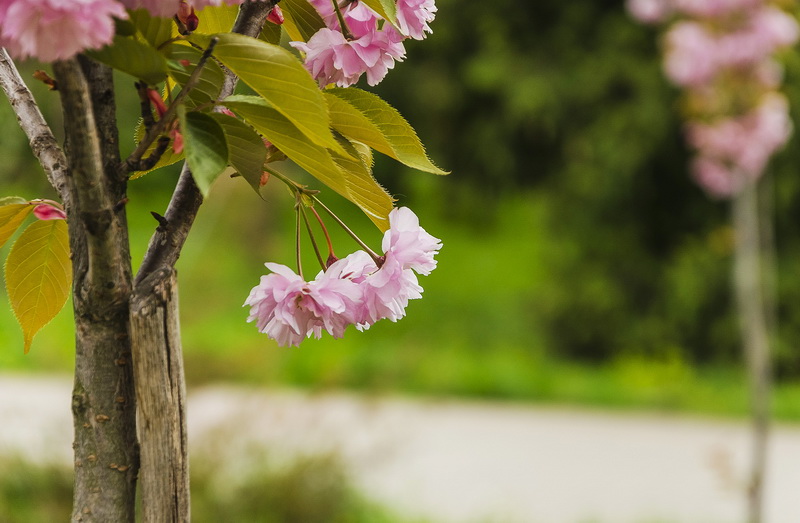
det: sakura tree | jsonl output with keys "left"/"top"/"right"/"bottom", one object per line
{"left": 628, "top": 1, "right": 798, "bottom": 521}
{"left": 0, "top": 0, "right": 444, "bottom": 520}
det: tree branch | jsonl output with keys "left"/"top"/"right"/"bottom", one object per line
{"left": 123, "top": 36, "right": 219, "bottom": 174}
{"left": 0, "top": 48, "right": 69, "bottom": 203}
{"left": 135, "top": 0, "right": 275, "bottom": 285}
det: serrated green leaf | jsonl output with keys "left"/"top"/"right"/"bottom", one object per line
{"left": 211, "top": 113, "right": 268, "bottom": 194}
{"left": 165, "top": 43, "right": 225, "bottom": 107}
{"left": 179, "top": 107, "right": 229, "bottom": 196}
{"left": 280, "top": 0, "right": 326, "bottom": 42}
{"left": 5, "top": 220, "right": 71, "bottom": 354}
{"left": 224, "top": 96, "right": 392, "bottom": 229}
{"left": 331, "top": 135, "right": 393, "bottom": 228}
{"left": 188, "top": 32, "right": 344, "bottom": 155}
{"left": 86, "top": 35, "right": 168, "bottom": 85}
{"left": 0, "top": 203, "right": 33, "bottom": 249}
{"left": 359, "top": 0, "right": 397, "bottom": 24}
{"left": 195, "top": 5, "right": 241, "bottom": 34}
{"left": 129, "top": 9, "right": 173, "bottom": 49}
{"left": 327, "top": 87, "right": 448, "bottom": 175}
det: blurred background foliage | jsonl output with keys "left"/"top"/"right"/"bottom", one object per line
{"left": 3, "top": 0, "right": 800, "bottom": 418}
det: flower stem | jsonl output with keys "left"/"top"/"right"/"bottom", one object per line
{"left": 310, "top": 195, "right": 383, "bottom": 265}
{"left": 310, "top": 206, "right": 336, "bottom": 259}
{"left": 331, "top": 0, "right": 355, "bottom": 40}
{"left": 295, "top": 203, "right": 304, "bottom": 280}
{"left": 300, "top": 204, "right": 327, "bottom": 272}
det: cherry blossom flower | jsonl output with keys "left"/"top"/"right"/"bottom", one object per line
{"left": 0, "top": 0, "right": 127, "bottom": 62}
{"left": 395, "top": 0, "right": 436, "bottom": 40}
{"left": 246, "top": 206, "right": 440, "bottom": 345}
{"left": 293, "top": 0, "right": 411, "bottom": 87}
{"left": 244, "top": 262, "right": 361, "bottom": 347}
{"left": 382, "top": 206, "right": 442, "bottom": 276}
{"left": 290, "top": 27, "right": 404, "bottom": 87}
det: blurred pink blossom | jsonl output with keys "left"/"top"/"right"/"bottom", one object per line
{"left": 626, "top": 0, "right": 672, "bottom": 23}
{"left": 663, "top": 21, "right": 718, "bottom": 86}
{"left": 0, "top": 0, "right": 126, "bottom": 62}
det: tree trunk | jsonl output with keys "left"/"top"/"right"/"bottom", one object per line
{"left": 732, "top": 177, "right": 772, "bottom": 523}
{"left": 53, "top": 59, "right": 139, "bottom": 521}
{"left": 130, "top": 268, "right": 189, "bottom": 522}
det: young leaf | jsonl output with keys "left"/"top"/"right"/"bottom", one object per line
{"left": 85, "top": 35, "right": 168, "bottom": 85}
{"left": 178, "top": 107, "right": 229, "bottom": 196}
{"left": 224, "top": 96, "right": 393, "bottom": 229}
{"left": 129, "top": 8, "right": 173, "bottom": 49}
{"left": 5, "top": 219, "right": 71, "bottom": 354}
{"left": 280, "top": 0, "right": 326, "bottom": 42}
{"left": 210, "top": 113, "right": 268, "bottom": 194}
{"left": 327, "top": 88, "right": 448, "bottom": 175}
{"left": 0, "top": 203, "right": 33, "bottom": 249}
{"left": 358, "top": 0, "right": 397, "bottom": 25}
{"left": 188, "top": 33, "right": 344, "bottom": 154}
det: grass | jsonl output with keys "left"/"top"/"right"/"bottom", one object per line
{"left": 0, "top": 453, "right": 413, "bottom": 523}
{"left": 1, "top": 179, "right": 797, "bottom": 421}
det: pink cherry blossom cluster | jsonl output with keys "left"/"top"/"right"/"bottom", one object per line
{"left": 0, "top": 0, "right": 249, "bottom": 62}
{"left": 290, "top": 0, "right": 436, "bottom": 88}
{"left": 627, "top": 0, "right": 798, "bottom": 198}
{"left": 244, "top": 206, "right": 441, "bottom": 347}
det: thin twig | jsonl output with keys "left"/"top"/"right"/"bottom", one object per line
{"left": 0, "top": 48, "right": 69, "bottom": 203}
{"left": 123, "top": 36, "right": 219, "bottom": 174}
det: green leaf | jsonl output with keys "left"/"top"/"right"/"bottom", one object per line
{"left": 211, "top": 113, "right": 268, "bottom": 194}
{"left": 195, "top": 5, "right": 241, "bottom": 35}
{"left": 327, "top": 87, "right": 448, "bottom": 175}
{"left": 188, "top": 33, "right": 343, "bottom": 154}
{"left": 129, "top": 9, "right": 173, "bottom": 49}
{"left": 5, "top": 220, "right": 71, "bottom": 354}
{"left": 280, "top": 0, "right": 326, "bottom": 42}
{"left": 224, "top": 96, "right": 393, "bottom": 230}
{"left": 165, "top": 43, "right": 225, "bottom": 107}
{"left": 0, "top": 202, "right": 33, "bottom": 249}
{"left": 359, "top": 0, "right": 397, "bottom": 25}
{"left": 86, "top": 35, "right": 168, "bottom": 85}
{"left": 331, "top": 135, "right": 394, "bottom": 228}
{"left": 179, "top": 106, "right": 229, "bottom": 196}
{"left": 259, "top": 20, "right": 283, "bottom": 45}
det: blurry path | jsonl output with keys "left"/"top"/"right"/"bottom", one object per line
{"left": 3, "top": 374, "right": 800, "bottom": 523}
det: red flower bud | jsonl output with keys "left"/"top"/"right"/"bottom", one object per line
{"left": 267, "top": 5, "right": 284, "bottom": 25}
{"left": 33, "top": 203, "right": 66, "bottom": 221}
{"left": 147, "top": 88, "right": 167, "bottom": 118}
{"left": 171, "top": 128, "right": 184, "bottom": 154}
{"left": 177, "top": 2, "right": 199, "bottom": 32}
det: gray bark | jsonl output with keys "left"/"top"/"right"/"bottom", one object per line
{"left": 130, "top": 269, "right": 189, "bottom": 522}
{"left": 52, "top": 59, "right": 138, "bottom": 522}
